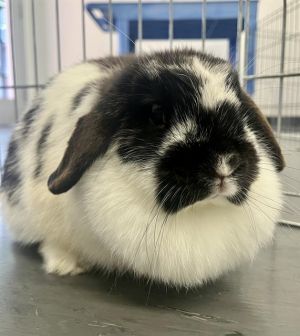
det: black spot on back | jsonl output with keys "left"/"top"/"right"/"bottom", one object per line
{"left": 43, "top": 74, "right": 57, "bottom": 88}
{"left": 22, "top": 103, "right": 40, "bottom": 138}
{"left": 34, "top": 119, "right": 54, "bottom": 178}
{"left": 72, "top": 84, "right": 94, "bottom": 112}
{"left": 2, "top": 139, "right": 21, "bottom": 203}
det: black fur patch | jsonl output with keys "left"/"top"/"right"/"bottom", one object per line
{"left": 22, "top": 103, "right": 40, "bottom": 138}
{"left": 2, "top": 139, "right": 21, "bottom": 203}
{"left": 72, "top": 84, "right": 94, "bottom": 112}
{"left": 239, "top": 92, "right": 285, "bottom": 172}
{"left": 117, "top": 60, "right": 204, "bottom": 164}
{"left": 34, "top": 119, "right": 53, "bottom": 178}
{"left": 48, "top": 103, "right": 120, "bottom": 194}
{"left": 43, "top": 74, "right": 57, "bottom": 88}
{"left": 155, "top": 104, "right": 259, "bottom": 213}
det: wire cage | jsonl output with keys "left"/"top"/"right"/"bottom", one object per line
{"left": 241, "top": 0, "right": 300, "bottom": 226}
{"left": 0, "top": 0, "right": 299, "bottom": 226}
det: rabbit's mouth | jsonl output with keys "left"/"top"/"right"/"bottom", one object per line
{"left": 155, "top": 169, "right": 257, "bottom": 214}
{"left": 215, "top": 175, "right": 239, "bottom": 196}
{"left": 155, "top": 179, "right": 234, "bottom": 214}
{"left": 156, "top": 185, "right": 211, "bottom": 214}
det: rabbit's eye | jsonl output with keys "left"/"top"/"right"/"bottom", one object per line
{"left": 150, "top": 104, "right": 166, "bottom": 128}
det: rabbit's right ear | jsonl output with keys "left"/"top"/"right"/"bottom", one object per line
{"left": 48, "top": 111, "right": 118, "bottom": 194}
{"left": 241, "top": 92, "right": 285, "bottom": 172}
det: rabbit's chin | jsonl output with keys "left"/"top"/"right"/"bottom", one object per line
{"left": 78, "top": 153, "right": 282, "bottom": 288}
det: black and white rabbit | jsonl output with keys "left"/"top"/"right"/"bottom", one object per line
{"left": 1, "top": 50, "right": 285, "bottom": 287}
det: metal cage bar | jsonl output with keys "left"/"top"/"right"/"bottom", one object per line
{"left": 137, "top": 0, "right": 143, "bottom": 54}
{"left": 277, "top": 0, "right": 287, "bottom": 136}
{"left": 244, "top": 72, "right": 300, "bottom": 80}
{"left": 168, "top": 0, "right": 174, "bottom": 50}
{"left": 31, "top": 0, "right": 39, "bottom": 91}
{"left": 108, "top": 0, "right": 113, "bottom": 56}
{"left": 236, "top": 0, "right": 244, "bottom": 73}
{"left": 201, "top": 0, "right": 207, "bottom": 52}
{"left": 243, "top": 0, "right": 251, "bottom": 87}
{"left": 55, "top": 0, "right": 62, "bottom": 73}
{"left": 8, "top": 0, "right": 18, "bottom": 121}
{"left": 81, "top": 0, "right": 87, "bottom": 61}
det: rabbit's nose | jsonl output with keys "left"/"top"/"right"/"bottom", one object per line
{"left": 216, "top": 154, "right": 240, "bottom": 177}
{"left": 216, "top": 174, "right": 227, "bottom": 191}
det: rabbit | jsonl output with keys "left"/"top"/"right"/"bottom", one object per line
{"left": 1, "top": 49, "right": 285, "bottom": 288}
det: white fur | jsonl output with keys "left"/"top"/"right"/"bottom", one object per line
{"left": 192, "top": 57, "right": 240, "bottom": 109}
{"left": 217, "top": 156, "right": 233, "bottom": 177}
{"left": 159, "top": 118, "right": 196, "bottom": 155}
{"left": 1, "top": 60, "right": 283, "bottom": 288}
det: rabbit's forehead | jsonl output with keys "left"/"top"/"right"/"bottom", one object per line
{"left": 146, "top": 56, "right": 240, "bottom": 110}
{"left": 191, "top": 58, "right": 240, "bottom": 109}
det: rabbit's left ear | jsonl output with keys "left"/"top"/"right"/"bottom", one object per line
{"left": 48, "top": 111, "right": 118, "bottom": 194}
{"left": 241, "top": 92, "right": 285, "bottom": 172}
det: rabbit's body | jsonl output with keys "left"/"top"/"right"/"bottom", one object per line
{"left": 2, "top": 50, "right": 284, "bottom": 287}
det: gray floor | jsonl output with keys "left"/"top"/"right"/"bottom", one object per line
{"left": 1, "top": 222, "right": 300, "bottom": 336}
{"left": 0, "top": 128, "right": 300, "bottom": 336}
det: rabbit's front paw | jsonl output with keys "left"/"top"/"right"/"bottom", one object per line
{"left": 40, "top": 242, "right": 85, "bottom": 276}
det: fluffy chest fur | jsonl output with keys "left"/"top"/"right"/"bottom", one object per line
{"left": 73, "top": 149, "right": 281, "bottom": 287}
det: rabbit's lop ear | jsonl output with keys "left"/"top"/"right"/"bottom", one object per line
{"left": 48, "top": 111, "right": 117, "bottom": 194}
{"left": 241, "top": 92, "right": 285, "bottom": 172}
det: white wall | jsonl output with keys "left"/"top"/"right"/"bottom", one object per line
{"left": 257, "top": 0, "right": 283, "bottom": 20}
{"left": 32, "top": 0, "right": 118, "bottom": 82}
